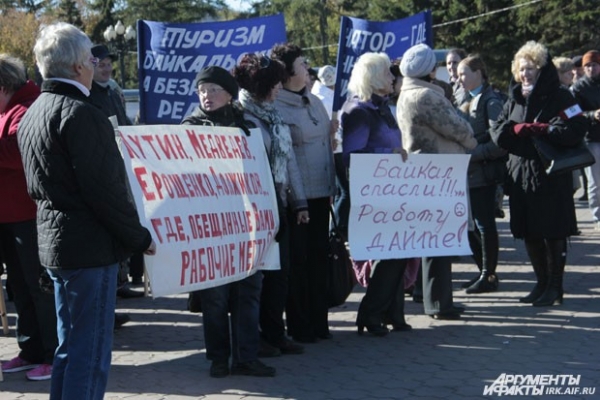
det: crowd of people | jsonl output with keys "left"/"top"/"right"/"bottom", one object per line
{"left": 0, "top": 20, "right": 598, "bottom": 399}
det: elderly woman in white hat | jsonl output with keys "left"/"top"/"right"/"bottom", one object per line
{"left": 396, "top": 43, "right": 477, "bottom": 320}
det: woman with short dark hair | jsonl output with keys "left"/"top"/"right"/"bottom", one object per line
{"left": 233, "top": 53, "right": 307, "bottom": 356}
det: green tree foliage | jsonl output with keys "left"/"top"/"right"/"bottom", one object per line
{"left": 123, "top": 0, "right": 226, "bottom": 23}
{"left": 56, "top": 0, "right": 84, "bottom": 27}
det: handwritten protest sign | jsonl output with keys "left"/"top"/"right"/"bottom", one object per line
{"left": 348, "top": 154, "right": 471, "bottom": 260}
{"left": 118, "top": 125, "right": 280, "bottom": 298}
{"left": 137, "top": 14, "right": 286, "bottom": 124}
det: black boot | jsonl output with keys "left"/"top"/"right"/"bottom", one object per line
{"left": 520, "top": 239, "right": 548, "bottom": 303}
{"left": 464, "top": 230, "right": 483, "bottom": 288}
{"left": 533, "top": 239, "right": 566, "bottom": 307}
{"left": 466, "top": 226, "right": 499, "bottom": 294}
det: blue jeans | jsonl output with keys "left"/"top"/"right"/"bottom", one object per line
{"left": 47, "top": 264, "right": 118, "bottom": 400}
{"left": 200, "top": 272, "right": 262, "bottom": 363}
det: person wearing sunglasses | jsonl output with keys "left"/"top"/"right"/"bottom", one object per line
{"left": 17, "top": 22, "right": 156, "bottom": 399}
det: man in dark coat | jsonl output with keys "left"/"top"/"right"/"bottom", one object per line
{"left": 17, "top": 22, "right": 155, "bottom": 399}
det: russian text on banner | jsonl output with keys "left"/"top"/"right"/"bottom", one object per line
{"left": 348, "top": 153, "right": 472, "bottom": 260}
{"left": 137, "top": 14, "right": 286, "bottom": 124}
{"left": 118, "top": 125, "right": 280, "bottom": 297}
{"left": 332, "top": 10, "right": 433, "bottom": 112}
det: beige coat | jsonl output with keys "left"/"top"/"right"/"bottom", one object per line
{"left": 397, "top": 77, "right": 476, "bottom": 155}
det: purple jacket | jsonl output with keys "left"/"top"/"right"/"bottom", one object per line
{"left": 340, "top": 94, "right": 401, "bottom": 167}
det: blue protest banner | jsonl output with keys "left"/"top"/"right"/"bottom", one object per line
{"left": 332, "top": 11, "right": 433, "bottom": 111}
{"left": 137, "top": 14, "right": 287, "bottom": 124}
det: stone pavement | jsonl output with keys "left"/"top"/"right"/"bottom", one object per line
{"left": 1, "top": 201, "right": 599, "bottom": 400}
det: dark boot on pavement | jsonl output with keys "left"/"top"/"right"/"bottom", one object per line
{"left": 520, "top": 239, "right": 548, "bottom": 303}
{"left": 231, "top": 360, "right": 276, "bottom": 377}
{"left": 533, "top": 239, "right": 566, "bottom": 307}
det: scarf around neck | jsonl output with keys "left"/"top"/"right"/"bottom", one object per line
{"left": 239, "top": 89, "right": 292, "bottom": 186}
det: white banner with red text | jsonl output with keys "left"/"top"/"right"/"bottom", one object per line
{"left": 118, "top": 125, "right": 280, "bottom": 298}
{"left": 348, "top": 153, "right": 472, "bottom": 260}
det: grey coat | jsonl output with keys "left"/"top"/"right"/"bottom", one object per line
{"left": 274, "top": 89, "right": 335, "bottom": 199}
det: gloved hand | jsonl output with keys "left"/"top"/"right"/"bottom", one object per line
{"left": 513, "top": 122, "right": 550, "bottom": 137}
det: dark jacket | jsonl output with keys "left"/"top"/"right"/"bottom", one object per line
{"left": 17, "top": 80, "right": 151, "bottom": 269}
{"left": 571, "top": 75, "right": 600, "bottom": 142}
{"left": 88, "top": 81, "right": 131, "bottom": 126}
{"left": 465, "top": 85, "right": 507, "bottom": 188}
{"left": 181, "top": 102, "right": 252, "bottom": 136}
{"left": 490, "top": 59, "right": 587, "bottom": 239}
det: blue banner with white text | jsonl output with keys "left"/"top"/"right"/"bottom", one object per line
{"left": 332, "top": 11, "right": 433, "bottom": 112}
{"left": 137, "top": 14, "right": 287, "bottom": 124}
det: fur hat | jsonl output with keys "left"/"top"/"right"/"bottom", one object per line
{"left": 582, "top": 51, "right": 600, "bottom": 67}
{"left": 400, "top": 43, "right": 436, "bottom": 78}
{"left": 318, "top": 65, "right": 336, "bottom": 87}
{"left": 195, "top": 66, "right": 238, "bottom": 98}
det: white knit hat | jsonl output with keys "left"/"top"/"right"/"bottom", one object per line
{"left": 400, "top": 43, "right": 436, "bottom": 78}
{"left": 318, "top": 65, "right": 336, "bottom": 87}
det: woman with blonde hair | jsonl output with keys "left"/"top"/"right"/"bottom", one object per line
{"left": 491, "top": 41, "right": 587, "bottom": 306}
{"left": 341, "top": 52, "right": 410, "bottom": 336}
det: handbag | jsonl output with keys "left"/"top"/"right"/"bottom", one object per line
{"left": 327, "top": 207, "right": 356, "bottom": 308}
{"left": 533, "top": 137, "right": 595, "bottom": 175}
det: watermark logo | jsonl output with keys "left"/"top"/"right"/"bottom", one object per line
{"left": 483, "top": 374, "right": 596, "bottom": 396}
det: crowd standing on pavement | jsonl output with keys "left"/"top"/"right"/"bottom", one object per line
{"left": 0, "top": 19, "right": 599, "bottom": 399}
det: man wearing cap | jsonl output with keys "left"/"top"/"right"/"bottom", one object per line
{"left": 571, "top": 50, "right": 600, "bottom": 230}
{"left": 397, "top": 43, "right": 476, "bottom": 320}
{"left": 89, "top": 44, "right": 142, "bottom": 308}
{"left": 89, "top": 44, "right": 130, "bottom": 127}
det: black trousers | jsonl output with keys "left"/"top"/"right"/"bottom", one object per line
{"left": 357, "top": 259, "right": 407, "bottom": 326}
{"left": 0, "top": 219, "right": 57, "bottom": 364}
{"left": 259, "top": 209, "right": 290, "bottom": 345}
{"left": 421, "top": 256, "right": 455, "bottom": 315}
{"left": 286, "top": 197, "right": 330, "bottom": 339}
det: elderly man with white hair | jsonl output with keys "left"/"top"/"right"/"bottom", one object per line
{"left": 17, "top": 22, "right": 156, "bottom": 399}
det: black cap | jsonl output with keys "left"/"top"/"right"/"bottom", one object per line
{"left": 195, "top": 66, "right": 239, "bottom": 99}
{"left": 572, "top": 55, "right": 583, "bottom": 68}
{"left": 92, "top": 44, "right": 117, "bottom": 61}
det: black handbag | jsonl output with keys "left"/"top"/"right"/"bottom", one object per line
{"left": 533, "top": 137, "right": 595, "bottom": 175}
{"left": 327, "top": 207, "right": 355, "bottom": 308}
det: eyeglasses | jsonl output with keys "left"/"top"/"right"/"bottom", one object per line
{"left": 89, "top": 57, "right": 99, "bottom": 67}
{"left": 197, "top": 87, "right": 226, "bottom": 96}
{"left": 259, "top": 55, "right": 271, "bottom": 69}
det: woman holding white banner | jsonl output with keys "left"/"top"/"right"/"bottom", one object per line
{"left": 397, "top": 43, "right": 477, "bottom": 320}
{"left": 181, "top": 66, "right": 275, "bottom": 378}
{"left": 341, "top": 52, "right": 411, "bottom": 336}
{"left": 271, "top": 43, "right": 336, "bottom": 343}
{"left": 233, "top": 53, "right": 307, "bottom": 357}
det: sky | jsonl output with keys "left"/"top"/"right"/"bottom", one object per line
{"left": 224, "top": 0, "right": 252, "bottom": 12}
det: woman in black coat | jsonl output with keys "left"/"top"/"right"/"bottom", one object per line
{"left": 491, "top": 41, "right": 587, "bottom": 307}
